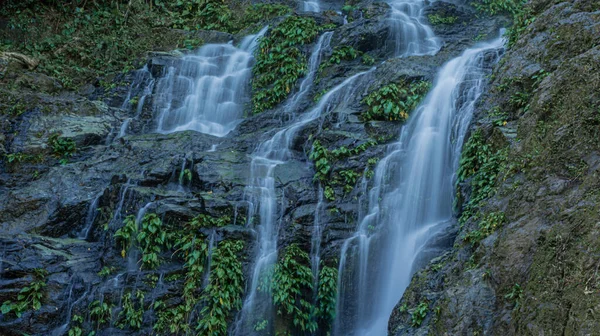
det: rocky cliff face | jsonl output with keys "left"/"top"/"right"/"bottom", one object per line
{"left": 1, "top": 0, "right": 597, "bottom": 335}
{"left": 389, "top": 0, "right": 600, "bottom": 334}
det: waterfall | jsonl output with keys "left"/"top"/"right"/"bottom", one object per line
{"left": 154, "top": 27, "right": 268, "bottom": 137}
{"left": 234, "top": 50, "right": 373, "bottom": 333}
{"left": 333, "top": 37, "right": 505, "bottom": 336}
{"left": 387, "top": 0, "right": 441, "bottom": 57}
{"left": 285, "top": 32, "right": 333, "bottom": 116}
{"left": 303, "top": 0, "right": 320, "bottom": 12}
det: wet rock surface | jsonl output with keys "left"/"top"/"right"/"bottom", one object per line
{"left": 0, "top": 0, "right": 540, "bottom": 334}
{"left": 389, "top": 0, "right": 600, "bottom": 335}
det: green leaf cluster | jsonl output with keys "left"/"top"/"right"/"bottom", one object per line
{"left": 362, "top": 80, "right": 430, "bottom": 121}
{"left": 272, "top": 244, "right": 317, "bottom": 333}
{"left": 117, "top": 290, "right": 145, "bottom": 330}
{"left": 114, "top": 214, "right": 137, "bottom": 257}
{"left": 48, "top": 133, "right": 76, "bottom": 165}
{"left": 457, "top": 130, "right": 507, "bottom": 222}
{"left": 1, "top": 268, "right": 47, "bottom": 318}
{"left": 464, "top": 211, "right": 506, "bottom": 245}
{"left": 252, "top": 16, "right": 321, "bottom": 114}
{"left": 309, "top": 139, "right": 379, "bottom": 200}
{"left": 89, "top": 299, "right": 113, "bottom": 330}
{"left": 316, "top": 265, "right": 338, "bottom": 328}
{"left": 197, "top": 240, "right": 245, "bottom": 335}
{"left": 0, "top": 1, "right": 290, "bottom": 89}
{"left": 411, "top": 301, "right": 429, "bottom": 327}
{"left": 472, "top": 0, "right": 531, "bottom": 47}
{"left": 137, "top": 213, "right": 172, "bottom": 269}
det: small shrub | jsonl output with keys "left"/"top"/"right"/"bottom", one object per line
{"left": 48, "top": 133, "right": 76, "bottom": 164}
{"left": 1, "top": 268, "right": 47, "bottom": 318}
{"left": 411, "top": 301, "right": 429, "bottom": 327}
{"left": 362, "top": 80, "right": 430, "bottom": 121}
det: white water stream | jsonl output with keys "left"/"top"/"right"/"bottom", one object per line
{"left": 333, "top": 36, "right": 505, "bottom": 336}
{"left": 154, "top": 27, "right": 267, "bottom": 137}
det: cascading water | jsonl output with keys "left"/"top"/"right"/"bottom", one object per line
{"left": 387, "top": 0, "right": 440, "bottom": 56}
{"left": 154, "top": 27, "right": 267, "bottom": 137}
{"left": 234, "top": 52, "right": 372, "bottom": 333}
{"left": 118, "top": 66, "right": 155, "bottom": 138}
{"left": 285, "top": 32, "right": 333, "bottom": 116}
{"left": 333, "top": 37, "right": 505, "bottom": 336}
{"left": 303, "top": 0, "right": 320, "bottom": 12}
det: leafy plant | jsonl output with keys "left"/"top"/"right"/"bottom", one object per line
{"left": 97, "top": 266, "right": 114, "bottom": 277}
{"left": 319, "top": 45, "right": 360, "bottom": 73}
{"left": 361, "top": 53, "right": 375, "bottom": 66}
{"left": 136, "top": 213, "right": 171, "bottom": 269}
{"left": 316, "top": 264, "right": 338, "bottom": 328}
{"left": 197, "top": 240, "right": 245, "bottom": 335}
{"left": 505, "top": 283, "right": 523, "bottom": 308}
{"left": 117, "top": 290, "right": 145, "bottom": 330}
{"left": 411, "top": 301, "right": 429, "bottom": 327}
{"left": 48, "top": 133, "right": 76, "bottom": 164}
{"left": 339, "top": 170, "right": 360, "bottom": 193}
{"left": 309, "top": 140, "right": 331, "bottom": 182}
{"left": 1, "top": 268, "right": 47, "bottom": 318}
{"left": 89, "top": 299, "right": 113, "bottom": 329}
{"left": 252, "top": 16, "right": 321, "bottom": 113}
{"left": 473, "top": 0, "right": 531, "bottom": 47}
{"left": 362, "top": 80, "right": 430, "bottom": 121}
{"left": 457, "top": 129, "right": 507, "bottom": 223}
{"left": 67, "top": 314, "right": 85, "bottom": 336}
{"left": 272, "top": 244, "right": 317, "bottom": 333}
{"left": 114, "top": 215, "right": 137, "bottom": 258}
{"left": 464, "top": 211, "right": 506, "bottom": 245}
{"left": 324, "top": 185, "right": 335, "bottom": 202}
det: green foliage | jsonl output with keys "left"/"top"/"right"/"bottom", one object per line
{"left": 309, "top": 140, "right": 331, "bottom": 182}
{"left": 117, "top": 290, "right": 145, "bottom": 330}
{"left": 89, "top": 299, "right": 113, "bottom": 329}
{"left": 174, "top": 215, "right": 209, "bottom": 310}
{"left": 339, "top": 170, "right": 360, "bottom": 193}
{"left": 464, "top": 211, "right": 506, "bottom": 245}
{"left": 320, "top": 45, "right": 360, "bottom": 72}
{"left": 324, "top": 185, "right": 335, "bottom": 202}
{"left": 197, "top": 240, "right": 245, "bottom": 335}
{"left": 362, "top": 80, "right": 431, "bottom": 121}
{"left": 427, "top": 13, "right": 458, "bottom": 25}
{"left": 114, "top": 214, "right": 137, "bottom": 258}
{"left": 1, "top": 268, "right": 47, "bottom": 318}
{"left": 136, "top": 213, "right": 171, "bottom": 269}
{"left": 309, "top": 139, "right": 379, "bottom": 200}
{"left": 272, "top": 244, "right": 317, "bottom": 333}
{"left": 97, "top": 266, "right": 114, "bottom": 277}
{"left": 316, "top": 265, "right": 338, "bottom": 328}
{"left": 252, "top": 16, "right": 321, "bottom": 113}
{"left": 67, "top": 314, "right": 85, "bottom": 336}
{"left": 411, "top": 301, "right": 429, "bottom": 327}
{"left": 153, "top": 304, "right": 189, "bottom": 335}
{"left": 48, "top": 133, "right": 76, "bottom": 165}
{"left": 472, "top": 0, "right": 531, "bottom": 47}
{"left": 361, "top": 53, "right": 375, "bottom": 66}
{"left": 505, "top": 283, "right": 523, "bottom": 308}
{"left": 0, "top": 1, "right": 289, "bottom": 89}
{"left": 457, "top": 130, "right": 507, "bottom": 223}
